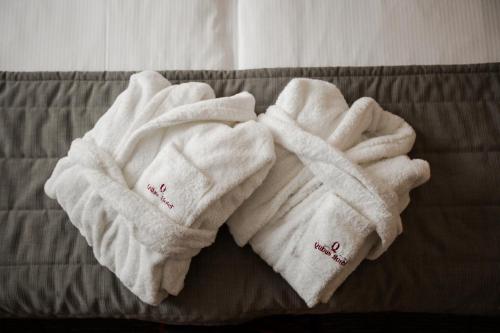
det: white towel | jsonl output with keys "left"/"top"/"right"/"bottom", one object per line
{"left": 45, "top": 71, "right": 276, "bottom": 305}
{"left": 227, "top": 78, "right": 430, "bottom": 307}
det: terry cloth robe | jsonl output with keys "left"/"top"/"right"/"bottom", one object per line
{"left": 227, "top": 78, "right": 430, "bottom": 307}
{"left": 45, "top": 71, "right": 276, "bottom": 305}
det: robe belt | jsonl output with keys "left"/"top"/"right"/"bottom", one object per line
{"left": 259, "top": 105, "right": 402, "bottom": 259}
{"left": 67, "top": 137, "right": 217, "bottom": 259}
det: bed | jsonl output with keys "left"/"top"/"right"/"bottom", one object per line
{"left": 1, "top": 0, "right": 499, "bottom": 71}
{"left": 1, "top": 0, "right": 499, "bottom": 329}
{"left": 1, "top": 64, "right": 499, "bottom": 324}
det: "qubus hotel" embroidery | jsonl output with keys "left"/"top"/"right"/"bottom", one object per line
{"left": 314, "top": 241, "right": 348, "bottom": 266}
{"left": 146, "top": 183, "right": 174, "bottom": 209}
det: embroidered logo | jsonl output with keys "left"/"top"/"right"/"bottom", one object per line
{"left": 146, "top": 183, "right": 174, "bottom": 209}
{"left": 314, "top": 241, "right": 348, "bottom": 266}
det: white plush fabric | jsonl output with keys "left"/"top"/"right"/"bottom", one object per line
{"left": 45, "top": 71, "right": 276, "bottom": 305}
{"left": 227, "top": 78, "right": 430, "bottom": 307}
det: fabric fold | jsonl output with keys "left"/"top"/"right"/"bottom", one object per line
{"left": 227, "top": 78, "right": 430, "bottom": 307}
{"left": 45, "top": 71, "right": 276, "bottom": 305}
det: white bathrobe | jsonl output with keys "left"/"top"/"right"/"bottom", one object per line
{"left": 227, "top": 78, "right": 430, "bottom": 307}
{"left": 45, "top": 71, "right": 276, "bottom": 305}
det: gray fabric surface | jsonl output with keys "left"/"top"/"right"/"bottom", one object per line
{"left": 0, "top": 64, "right": 499, "bottom": 324}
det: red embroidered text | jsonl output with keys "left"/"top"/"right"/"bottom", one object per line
{"left": 147, "top": 183, "right": 174, "bottom": 209}
{"left": 314, "top": 241, "right": 348, "bottom": 266}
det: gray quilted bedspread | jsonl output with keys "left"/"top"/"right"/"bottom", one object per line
{"left": 0, "top": 64, "right": 499, "bottom": 324}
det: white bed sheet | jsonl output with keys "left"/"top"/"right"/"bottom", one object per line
{"left": 0, "top": 0, "right": 499, "bottom": 71}
{"left": 0, "top": 0, "right": 236, "bottom": 71}
{"left": 237, "top": 0, "right": 500, "bottom": 69}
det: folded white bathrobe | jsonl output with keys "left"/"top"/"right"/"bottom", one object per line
{"left": 45, "top": 71, "right": 275, "bottom": 305}
{"left": 227, "top": 78, "right": 430, "bottom": 307}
